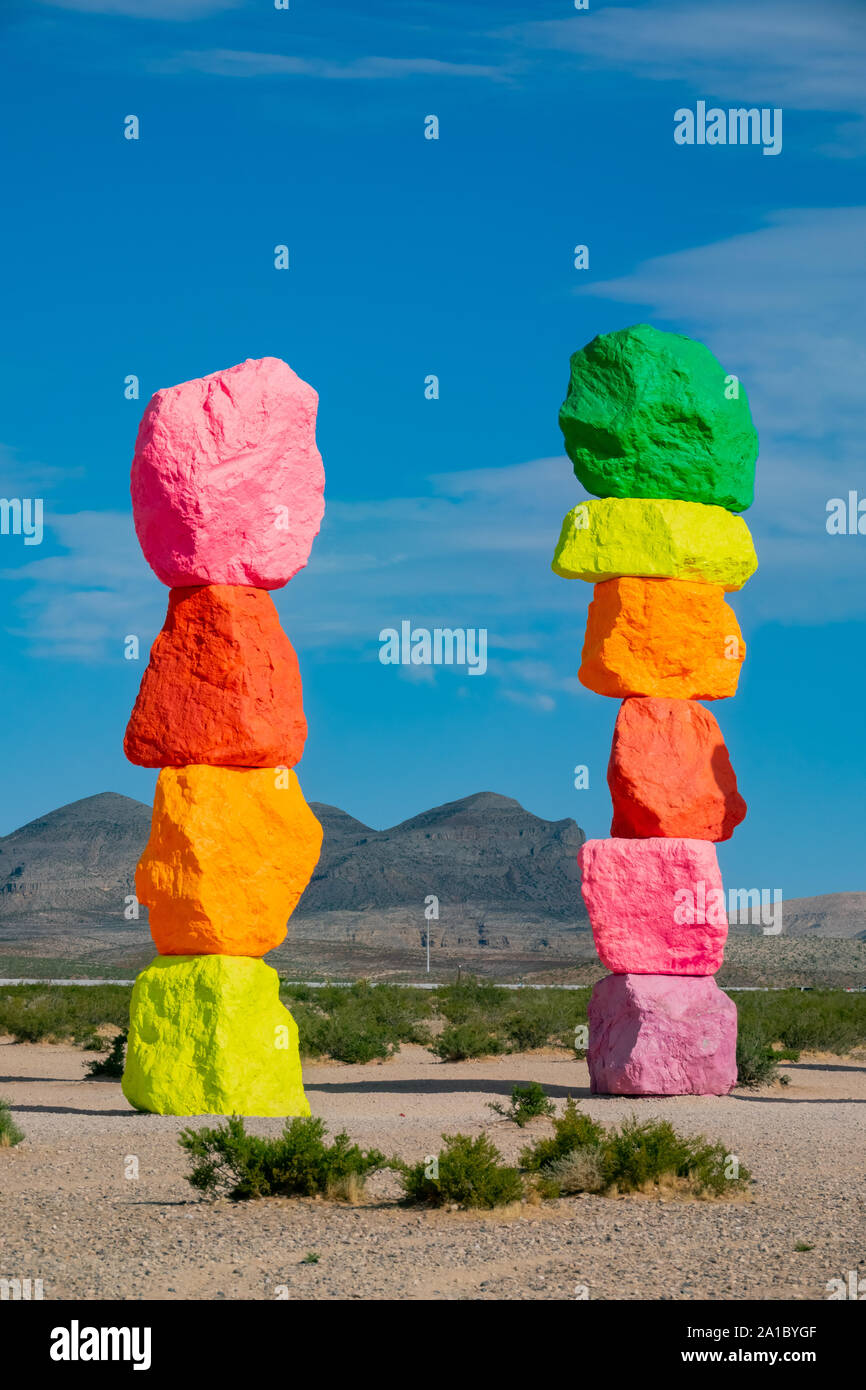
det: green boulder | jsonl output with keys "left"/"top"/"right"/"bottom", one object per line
{"left": 558, "top": 324, "right": 758, "bottom": 512}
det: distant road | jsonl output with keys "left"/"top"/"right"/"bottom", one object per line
{"left": 0, "top": 978, "right": 827, "bottom": 992}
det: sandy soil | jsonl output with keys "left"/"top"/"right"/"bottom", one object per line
{"left": 1, "top": 1039, "right": 864, "bottom": 1301}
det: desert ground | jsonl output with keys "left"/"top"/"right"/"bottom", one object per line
{"left": 1, "top": 1039, "right": 864, "bottom": 1302}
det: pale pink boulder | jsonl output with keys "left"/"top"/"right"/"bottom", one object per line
{"left": 131, "top": 357, "right": 325, "bottom": 589}
{"left": 578, "top": 836, "right": 727, "bottom": 975}
{"left": 588, "top": 973, "right": 737, "bottom": 1096}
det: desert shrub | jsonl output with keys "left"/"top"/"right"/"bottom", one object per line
{"left": 431, "top": 1021, "right": 505, "bottom": 1061}
{"left": 734, "top": 990, "right": 866, "bottom": 1055}
{"left": 312, "top": 1011, "right": 394, "bottom": 1064}
{"left": 85, "top": 1030, "right": 127, "bottom": 1078}
{"left": 519, "top": 1097, "right": 605, "bottom": 1170}
{"left": 736, "top": 1027, "right": 782, "bottom": 1087}
{"left": 436, "top": 978, "right": 510, "bottom": 1026}
{"left": 179, "top": 1115, "right": 388, "bottom": 1201}
{"left": 537, "top": 1147, "right": 606, "bottom": 1197}
{"left": 280, "top": 982, "right": 315, "bottom": 1004}
{"left": 287, "top": 982, "right": 431, "bottom": 1062}
{"left": 503, "top": 1009, "right": 555, "bottom": 1052}
{"left": 0, "top": 1099, "right": 24, "bottom": 1148}
{"left": 504, "top": 990, "right": 587, "bottom": 1052}
{"left": 0, "top": 985, "right": 131, "bottom": 1045}
{"left": 488, "top": 1081, "right": 555, "bottom": 1127}
{"left": 397, "top": 1132, "right": 523, "bottom": 1209}
{"left": 602, "top": 1117, "right": 747, "bottom": 1196}
{"left": 520, "top": 1101, "right": 748, "bottom": 1198}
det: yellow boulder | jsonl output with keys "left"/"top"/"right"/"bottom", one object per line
{"left": 137, "top": 765, "right": 322, "bottom": 956}
{"left": 552, "top": 497, "right": 757, "bottom": 591}
{"left": 121, "top": 954, "right": 310, "bottom": 1116}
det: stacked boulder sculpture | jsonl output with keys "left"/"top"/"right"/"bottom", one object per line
{"left": 553, "top": 324, "right": 757, "bottom": 1096}
{"left": 121, "top": 357, "right": 324, "bottom": 1116}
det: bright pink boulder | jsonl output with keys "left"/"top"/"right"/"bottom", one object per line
{"left": 578, "top": 837, "right": 727, "bottom": 975}
{"left": 588, "top": 973, "right": 737, "bottom": 1096}
{"left": 131, "top": 357, "right": 325, "bottom": 589}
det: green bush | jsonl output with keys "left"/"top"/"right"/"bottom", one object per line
{"left": 436, "top": 978, "right": 510, "bottom": 1026}
{"left": 504, "top": 990, "right": 588, "bottom": 1052}
{"left": 488, "top": 1081, "right": 555, "bottom": 1127}
{"left": 431, "top": 1021, "right": 505, "bottom": 1062}
{"left": 286, "top": 981, "right": 432, "bottom": 1063}
{"left": 0, "top": 1099, "right": 24, "bottom": 1148}
{"left": 0, "top": 985, "right": 131, "bottom": 1044}
{"left": 178, "top": 1115, "right": 388, "bottom": 1201}
{"left": 435, "top": 981, "right": 588, "bottom": 1056}
{"left": 734, "top": 989, "right": 866, "bottom": 1055}
{"left": 85, "top": 1030, "right": 127, "bottom": 1078}
{"left": 397, "top": 1132, "right": 523, "bottom": 1209}
{"left": 280, "top": 982, "right": 316, "bottom": 1004}
{"left": 602, "top": 1117, "right": 747, "bottom": 1196}
{"left": 736, "top": 1027, "right": 781, "bottom": 1088}
{"left": 520, "top": 1100, "right": 749, "bottom": 1199}
{"left": 519, "top": 1097, "right": 605, "bottom": 1170}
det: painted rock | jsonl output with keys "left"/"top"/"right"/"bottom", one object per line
{"left": 587, "top": 973, "right": 737, "bottom": 1096}
{"left": 121, "top": 955, "right": 310, "bottom": 1116}
{"left": 579, "top": 576, "right": 745, "bottom": 700}
{"left": 558, "top": 324, "right": 757, "bottom": 512}
{"left": 136, "top": 765, "right": 323, "bottom": 956}
{"left": 131, "top": 357, "right": 325, "bottom": 589}
{"left": 124, "top": 585, "right": 307, "bottom": 768}
{"left": 552, "top": 497, "right": 757, "bottom": 591}
{"left": 608, "top": 697, "right": 746, "bottom": 840}
{"left": 578, "top": 836, "right": 727, "bottom": 975}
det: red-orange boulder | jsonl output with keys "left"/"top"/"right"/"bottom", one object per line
{"left": 608, "top": 697, "right": 746, "bottom": 841}
{"left": 124, "top": 585, "right": 306, "bottom": 767}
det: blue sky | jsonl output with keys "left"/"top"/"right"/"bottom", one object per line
{"left": 0, "top": 0, "right": 864, "bottom": 900}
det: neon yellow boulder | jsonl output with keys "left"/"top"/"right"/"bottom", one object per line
{"left": 122, "top": 954, "right": 310, "bottom": 1117}
{"left": 552, "top": 496, "right": 757, "bottom": 591}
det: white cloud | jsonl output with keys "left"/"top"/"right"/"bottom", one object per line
{"left": 1, "top": 511, "right": 163, "bottom": 663}
{"left": 159, "top": 49, "right": 506, "bottom": 81}
{"left": 581, "top": 207, "right": 866, "bottom": 443}
{"left": 502, "top": 689, "right": 556, "bottom": 714}
{"left": 7, "top": 208, "right": 866, "bottom": 679}
{"left": 506, "top": 0, "right": 866, "bottom": 152}
{"left": 0, "top": 442, "right": 84, "bottom": 494}
{"left": 1, "top": 462, "right": 588, "bottom": 721}
{"left": 579, "top": 205, "right": 866, "bottom": 624}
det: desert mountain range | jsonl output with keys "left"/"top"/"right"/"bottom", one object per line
{"left": 0, "top": 792, "right": 862, "bottom": 949}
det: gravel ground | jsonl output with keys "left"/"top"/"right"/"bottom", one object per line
{"left": 1, "top": 1039, "right": 864, "bottom": 1301}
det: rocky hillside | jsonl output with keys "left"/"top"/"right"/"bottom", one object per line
{"left": 0, "top": 793, "right": 151, "bottom": 926}
{"left": 0, "top": 792, "right": 861, "bottom": 951}
{"left": 299, "top": 792, "right": 586, "bottom": 918}
{"left": 0, "top": 791, "right": 588, "bottom": 939}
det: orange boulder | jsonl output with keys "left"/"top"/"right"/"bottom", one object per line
{"left": 125, "top": 585, "right": 306, "bottom": 768}
{"left": 137, "top": 765, "right": 323, "bottom": 956}
{"left": 608, "top": 697, "right": 746, "bottom": 840}
{"left": 579, "top": 576, "right": 745, "bottom": 700}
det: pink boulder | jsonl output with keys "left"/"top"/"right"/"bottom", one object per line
{"left": 587, "top": 973, "right": 737, "bottom": 1096}
{"left": 131, "top": 357, "right": 325, "bottom": 589}
{"left": 578, "top": 837, "right": 727, "bottom": 975}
